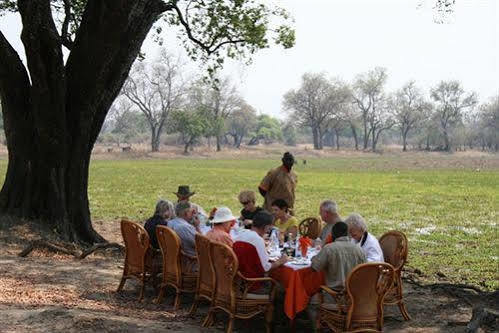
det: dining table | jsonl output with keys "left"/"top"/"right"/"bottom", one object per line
{"left": 269, "top": 247, "right": 325, "bottom": 321}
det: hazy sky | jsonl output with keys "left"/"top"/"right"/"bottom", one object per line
{"left": 1, "top": 0, "right": 497, "bottom": 119}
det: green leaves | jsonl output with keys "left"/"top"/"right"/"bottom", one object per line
{"left": 165, "top": 0, "right": 295, "bottom": 76}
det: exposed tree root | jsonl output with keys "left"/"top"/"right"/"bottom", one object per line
{"left": 18, "top": 239, "right": 123, "bottom": 259}
{"left": 466, "top": 306, "right": 498, "bottom": 333}
{"left": 78, "top": 242, "right": 123, "bottom": 259}
{"left": 18, "top": 240, "right": 80, "bottom": 258}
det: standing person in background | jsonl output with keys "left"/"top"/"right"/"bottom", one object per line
{"left": 259, "top": 152, "right": 297, "bottom": 213}
{"left": 144, "top": 199, "right": 176, "bottom": 249}
{"left": 318, "top": 200, "right": 343, "bottom": 246}
{"left": 238, "top": 190, "right": 263, "bottom": 229}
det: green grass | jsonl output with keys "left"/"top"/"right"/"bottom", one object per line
{"left": 1, "top": 157, "right": 498, "bottom": 289}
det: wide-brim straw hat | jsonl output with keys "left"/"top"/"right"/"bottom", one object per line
{"left": 211, "top": 206, "right": 237, "bottom": 224}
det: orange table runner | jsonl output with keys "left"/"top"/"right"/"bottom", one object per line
{"left": 270, "top": 266, "right": 325, "bottom": 319}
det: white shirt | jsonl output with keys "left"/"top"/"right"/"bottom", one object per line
{"left": 353, "top": 232, "right": 384, "bottom": 262}
{"left": 234, "top": 229, "right": 272, "bottom": 272}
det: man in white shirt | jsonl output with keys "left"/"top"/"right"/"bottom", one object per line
{"left": 345, "top": 213, "right": 384, "bottom": 262}
{"left": 233, "top": 210, "right": 287, "bottom": 280}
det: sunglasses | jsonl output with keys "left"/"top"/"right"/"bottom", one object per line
{"left": 240, "top": 201, "right": 251, "bottom": 205}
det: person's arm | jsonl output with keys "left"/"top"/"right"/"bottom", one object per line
{"left": 311, "top": 247, "right": 328, "bottom": 272}
{"left": 258, "top": 170, "right": 274, "bottom": 197}
{"left": 270, "top": 255, "right": 288, "bottom": 269}
{"left": 258, "top": 186, "right": 267, "bottom": 197}
{"left": 254, "top": 237, "right": 273, "bottom": 272}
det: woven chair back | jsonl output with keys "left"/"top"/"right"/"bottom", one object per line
{"left": 299, "top": 217, "right": 321, "bottom": 239}
{"left": 346, "top": 263, "right": 394, "bottom": 322}
{"left": 379, "top": 231, "right": 408, "bottom": 271}
{"left": 156, "top": 225, "right": 182, "bottom": 284}
{"left": 195, "top": 233, "right": 215, "bottom": 296}
{"left": 121, "top": 219, "right": 149, "bottom": 273}
{"left": 211, "top": 242, "right": 238, "bottom": 310}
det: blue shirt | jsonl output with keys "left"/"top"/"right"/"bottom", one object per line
{"left": 168, "top": 217, "right": 197, "bottom": 257}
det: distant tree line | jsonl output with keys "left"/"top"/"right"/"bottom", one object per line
{"left": 97, "top": 55, "right": 497, "bottom": 153}
{"left": 284, "top": 68, "right": 497, "bottom": 152}
{"left": 98, "top": 49, "right": 298, "bottom": 153}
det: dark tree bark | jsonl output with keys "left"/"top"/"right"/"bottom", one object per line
{"left": 0, "top": 0, "right": 169, "bottom": 244}
{"left": 402, "top": 127, "right": 409, "bottom": 152}
{"left": 350, "top": 123, "right": 359, "bottom": 150}
{"left": 335, "top": 128, "right": 340, "bottom": 150}
{"left": 312, "top": 126, "right": 320, "bottom": 150}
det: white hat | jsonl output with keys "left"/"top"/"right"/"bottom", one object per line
{"left": 211, "top": 206, "right": 236, "bottom": 224}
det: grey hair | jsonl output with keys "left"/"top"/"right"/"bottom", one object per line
{"left": 320, "top": 200, "right": 338, "bottom": 214}
{"left": 345, "top": 213, "right": 367, "bottom": 232}
{"left": 175, "top": 201, "right": 192, "bottom": 217}
{"left": 154, "top": 199, "right": 175, "bottom": 218}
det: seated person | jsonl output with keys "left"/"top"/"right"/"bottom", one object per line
{"left": 168, "top": 201, "right": 200, "bottom": 259}
{"left": 345, "top": 213, "right": 384, "bottom": 262}
{"left": 173, "top": 185, "right": 208, "bottom": 222}
{"left": 318, "top": 200, "right": 343, "bottom": 246}
{"left": 271, "top": 199, "right": 298, "bottom": 239}
{"left": 311, "top": 222, "right": 366, "bottom": 291}
{"left": 238, "top": 190, "right": 263, "bottom": 229}
{"left": 206, "top": 206, "right": 236, "bottom": 247}
{"left": 144, "top": 199, "right": 175, "bottom": 249}
{"left": 233, "top": 210, "right": 288, "bottom": 283}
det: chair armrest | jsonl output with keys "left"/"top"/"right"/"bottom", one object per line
{"left": 319, "top": 285, "right": 348, "bottom": 309}
{"left": 237, "top": 272, "right": 277, "bottom": 284}
{"left": 236, "top": 272, "right": 278, "bottom": 300}
{"left": 181, "top": 251, "right": 197, "bottom": 260}
{"left": 320, "top": 285, "right": 340, "bottom": 297}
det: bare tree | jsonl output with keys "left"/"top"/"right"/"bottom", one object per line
{"left": 430, "top": 80, "right": 478, "bottom": 151}
{"left": 368, "top": 97, "right": 395, "bottom": 151}
{"left": 352, "top": 67, "right": 388, "bottom": 150}
{"left": 283, "top": 73, "right": 327, "bottom": 149}
{"left": 476, "top": 95, "right": 499, "bottom": 151}
{"left": 226, "top": 101, "right": 257, "bottom": 148}
{"left": 284, "top": 73, "right": 349, "bottom": 149}
{"left": 391, "top": 81, "right": 430, "bottom": 151}
{"left": 121, "top": 50, "right": 186, "bottom": 152}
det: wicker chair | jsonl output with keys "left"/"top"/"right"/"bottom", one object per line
{"left": 379, "top": 230, "right": 411, "bottom": 320}
{"left": 155, "top": 225, "right": 197, "bottom": 310}
{"left": 204, "top": 242, "right": 277, "bottom": 333}
{"left": 189, "top": 233, "right": 215, "bottom": 324}
{"left": 299, "top": 217, "right": 322, "bottom": 239}
{"left": 117, "top": 219, "right": 160, "bottom": 301}
{"left": 317, "top": 263, "right": 395, "bottom": 332}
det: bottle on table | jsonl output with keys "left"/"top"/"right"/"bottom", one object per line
{"left": 295, "top": 231, "right": 302, "bottom": 258}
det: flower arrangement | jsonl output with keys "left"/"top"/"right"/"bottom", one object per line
{"left": 299, "top": 236, "right": 313, "bottom": 257}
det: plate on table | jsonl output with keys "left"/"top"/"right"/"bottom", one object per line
{"left": 288, "top": 258, "right": 310, "bottom": 266}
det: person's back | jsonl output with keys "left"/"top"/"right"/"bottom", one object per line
{"left": 311, "top": 222, "right": 366, "bottom": 290}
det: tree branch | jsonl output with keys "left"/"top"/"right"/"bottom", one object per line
{"left": 64, "top": 0, "right": 172, "bottom": 149}
{"left": 60, "top": 0, "right": 74, "bottom": 49}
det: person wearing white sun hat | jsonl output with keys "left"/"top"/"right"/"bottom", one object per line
{"left": 205, "top": 206, "right": 237, "bottom": 247}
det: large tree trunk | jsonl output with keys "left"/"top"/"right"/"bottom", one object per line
{"left": 402, "top": 127, "right": 408, "bottom": 152}
{"left": 351, "top": 123, "right": 359, "bottom": 150}
{"left": 0, "top": 0, "right": 168, "bottom": 244}
{"left": 216, "top": 135, "right": 222, "bottom": 151}
{"left": 335, "top": 128, "right": 340, "bottom": 150}
{"left": 311, "top": 126, "right": 319, "bottom": 149}
{"left": 150, "top": 126, "right": 159, "bottom": 152}
{"left": 363, "top": 115, "right": 369, "bottom": 150}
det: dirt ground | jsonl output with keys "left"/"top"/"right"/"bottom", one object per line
{"left": 0, "top": 219, "right": 497, "bottom": 333}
